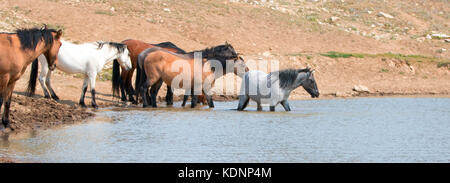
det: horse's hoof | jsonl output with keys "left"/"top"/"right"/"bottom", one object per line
{"left": 92, "top": 104, "right": 99, "bottom": 109}
{"left": 79, "top": 103, "right": 87, "bottom": 108}
{"left": 44, "top": 95, "right": 51, "bottom": 99}
{"left": 52, "top": 96, "right": 60, "bottom": 101}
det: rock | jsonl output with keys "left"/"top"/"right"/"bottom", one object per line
{"left": 377, "top": 12, "right": 394, "bottom": 19}
{"left": 329, "top": 16, "right": 340, "bottom": 23}
{"left": 409, "top": 65, "right": 415, "bottom": 73}
{"left": 353, "top": 85, "right": 370, "bottom": 93}
{"left": 426, "top": 34, "right": 432, "bottom": 40}
{"left": 163, "top": 8, "right": 171, "bottom": 12}
{"left": 437, "top": 48, "right": 446, "bottom": 53}
{"left": 445, "top": 39, "right": 450, "bottom": 43}
{"left": 431, "top": 33, "right": 450, "bottom": 39}
{"left": 110, "top": 7, "right": 115, "bottom": 12}
{"left": 416, "top": 37, "right": 425, "bottom": 42}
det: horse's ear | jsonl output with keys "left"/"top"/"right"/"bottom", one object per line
{"left": 41, "top": 24, "right": 48, "bottom": 30}
{"left": 56, "top": 29, "right": 63, "bottom": 39}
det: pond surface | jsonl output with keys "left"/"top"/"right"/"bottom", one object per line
{"left": 1, "top": 97, "right": 449, "bottom": 162}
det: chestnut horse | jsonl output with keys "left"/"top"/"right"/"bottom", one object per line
{"left": 112, "top": 39, "right": 186, "bottom": 104}
{"left": 135, "top": 43, "right": 248, "bottom": 108}
{"left": 0, "top": 27, "right": 62, "bottom": 130}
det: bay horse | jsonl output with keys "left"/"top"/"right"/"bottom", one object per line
{"left": 135, "top": 43, "right": 249, "bottom": 108}
{"left": 0, "top": 26, "right": 62, "bottom": 130}
{"left": 237, "top": 68, "right": 319, "bottom": 112}
{"left": 28, "top": 40, "right": 132, "bottom": 109}
{"left": 112, "top": 39, "right": 187, "bottom": 104}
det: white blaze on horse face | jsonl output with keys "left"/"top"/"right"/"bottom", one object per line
{"left": 171, "top": 59, "right": 192, "bottom": 90}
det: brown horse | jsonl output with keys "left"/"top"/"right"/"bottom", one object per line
{"left": 112, "top": 39, "right": 186, "bottom": 104}
{"left": 135, "top": 43, "right": 248, "bottom": 108}
{"left": 0, "top": 26, "right": 62, "bottom": 130}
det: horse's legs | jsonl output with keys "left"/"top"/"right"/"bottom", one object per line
{"left": 269, "top": 106, "right": 276, "bottom": 112}
{"left": 119, "top": 78, "right": 127, "bottom": 102}
{"left": 38, "top": 62, "right": 51, "bottom": 99}
{"left": 204, "top": 91, "right": 214, "bottom": 108}
{"left": 257, "top": 102, "right": 262, "bottom": 111}
{"left": 79, "top": 77, "right": 89, "bottom": 108}
{"left": 140, "top": 81, "right": 149, "bottom": 108}
{"left": 237, "top": 95, "right": 250, "bottom": 111}
{"left": 149, "top": 79, "right": 162, "bottom": 108}
{"left": 166, "top": 86, "right": 174, "bottom": 106}
{"left": 89, "top": 74, "right": 98, "bottom": 109}
{"left": 181, "top": 89, "right": 189, "bottom": 107}
{"left": 2, "top": 83, "right": 15, "bottom": 129}
{"left": 191, "top": 91, "right": 199, "bottom": 108}
{"left": 125, "top": 69, "right": 136, "bottom": 103}
{"left": 0, "top": 95, "right": 3, "bottom": 130}
{"left": 280, "top": 100, "right": 291, "bottom": 111}
{"left": 45, "top": 70, "right": 59, "bottom": 101}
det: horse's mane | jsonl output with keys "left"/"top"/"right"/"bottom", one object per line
{"left": 153, "top": 42, "right": 186, "bottom": 54}
{"left": 269, "top": 68, "right": 311, "bottom": 89}
{"left": 190, "top": 44, "right": 238, "bottom": 60}
{"left": 16, "top": 28, "right": 57, "bottom": 50}
{"left": 96, "top": 41, "right": 127, "bottom": 54}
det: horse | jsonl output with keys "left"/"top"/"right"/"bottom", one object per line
{"left": 135, "top": 43, "right": 248, "bottom": 108}
{"left": 237, "top": 68, "right": 319, "bottom": 112}
{"left": 27, "top": 40, "right": 132, "bottom": 109}
{"left": 112, "top": 39, "right": 187, "bottom": 104}
{"left": 0, "top": 26, "right": 62, "bottom": 130}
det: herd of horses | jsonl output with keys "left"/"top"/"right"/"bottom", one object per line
{"left": 0, "top": 26, "right": 319, "bottom": 130}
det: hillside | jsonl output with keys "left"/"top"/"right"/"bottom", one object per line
{"left": 0, "top": 0, "right": 449, "bottom": 104}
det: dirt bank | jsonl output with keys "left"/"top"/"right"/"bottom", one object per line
{"left": 0, "top": 157, "right": 16, "bottom": 163}
{"left": 0, "top": 94, "right": 94, "bottom": 135}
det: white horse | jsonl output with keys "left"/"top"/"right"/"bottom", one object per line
{"left": 29, "top": 40, "right": 132, "bottom": 108}
{"left": 237, "top": 68, "right": 319, "bottom": 112}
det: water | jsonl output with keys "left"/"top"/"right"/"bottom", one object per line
{"left": 1, "top": 97, "right": 449, "bottom": 162}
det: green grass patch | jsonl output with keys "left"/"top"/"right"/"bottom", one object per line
{"left": 380, "top": 68, "right": 389, "bottom": 73}
{"left": 319, "top": 51, "right": 449, "bottom": 68}
{"left": 95, "top": 10, "right": 114, "bottom": 16}
{"left": 437, "top": 62, "right": 450, "bottom": 68}
{"left": 320, "top": 51, "right": 366, "bottom": 58}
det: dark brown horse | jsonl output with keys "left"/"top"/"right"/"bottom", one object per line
{"left": 112, "top": 39, "right": 186, "bottom": 104}
{"left": 135, "top": 43, "right": 248, "bottom": 108}
{"left": 0, "top": 26, "right": 62, "bottom": 130}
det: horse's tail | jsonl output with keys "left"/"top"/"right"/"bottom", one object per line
{"left": 26, "top": 59, "right": 39, "bottom": 97}
{"left": 135, "top": 60, "right": 145, "bottom": 101}
{"left": 112, "top": 59, "right": 121, "bottom": 98}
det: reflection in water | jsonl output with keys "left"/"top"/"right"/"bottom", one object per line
{"left": 1, "top": 97, "right": 450, "bottom": 162}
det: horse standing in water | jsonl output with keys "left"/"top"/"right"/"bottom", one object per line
{"left": 28, "top": 40, "right": 132, "bottom": 109}
{"left": 0, "top": 27, "right": 62, "bottom": 130}
{"left": 112, "top": 39, "right": 187, "bottom": 104}
{"left": 237, "top": 68, "right": 319, "bottom": 112}
{"left": 136, "top": 43, "right": 248, "bottom": 108}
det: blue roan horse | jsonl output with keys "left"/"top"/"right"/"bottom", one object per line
{"left": 237, "top": 68, "right": 319, "bottom": 112}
